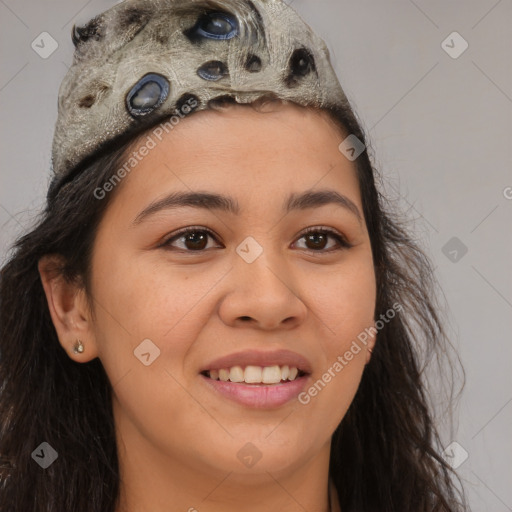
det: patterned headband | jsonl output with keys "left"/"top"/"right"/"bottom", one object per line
{"left": 48, "top": 0, "right": 349, "bottom": 201}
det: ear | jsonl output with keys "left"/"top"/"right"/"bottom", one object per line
{"left": 38, "top": 254, "right": 99, "bottom": 362}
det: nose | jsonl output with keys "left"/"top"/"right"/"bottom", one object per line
{"left": 218, "top": 246, "right": 308, "bottom": 331}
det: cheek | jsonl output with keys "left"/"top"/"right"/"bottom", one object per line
{"left": 89, "top": 244, "right": 223, "bottom": 380}
{"left": 308, "top": 251, "right": 376, "bottom": 338}
{"left": 88, "top": 252, "right": 210, "bottom": 441}
{"left": 301, "top": 252, "right": 375, "bottom": 409}
{"left": 91, "top": 237, "right": 171, "bottom": 331}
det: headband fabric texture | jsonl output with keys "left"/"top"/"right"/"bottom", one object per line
{"left": 48, "top": 0, "right": 349, "bottom": 201}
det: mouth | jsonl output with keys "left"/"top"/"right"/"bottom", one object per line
{"left": 199, "top": 350, "right": 312, "bottom": 408}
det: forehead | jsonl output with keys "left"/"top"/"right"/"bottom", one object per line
{"left": 106, "top": 103, "right": 362, "bottom": 219}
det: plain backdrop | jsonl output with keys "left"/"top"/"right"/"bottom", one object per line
{"left": 1, "top": 1, "right": 511, "bottom": 510}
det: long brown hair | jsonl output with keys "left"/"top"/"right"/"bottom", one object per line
{"left": 0, "top": 97, "right": 467, "bottom": 511}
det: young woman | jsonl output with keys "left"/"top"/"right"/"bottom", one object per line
{"left": 0, "top": 1, "right": 467, "bottom": 510}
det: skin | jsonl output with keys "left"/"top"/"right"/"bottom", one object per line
{"left": 39, "top": 102, "right": 377, "bottom": 512}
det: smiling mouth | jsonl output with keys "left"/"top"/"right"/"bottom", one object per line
{"left": 201, "top": 365, "right": 308, "bottom": 385}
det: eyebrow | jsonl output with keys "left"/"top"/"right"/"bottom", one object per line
{"left": 132, "top": 189, "right": 363, "bottom": 225}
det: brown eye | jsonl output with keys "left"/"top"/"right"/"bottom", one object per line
{"left": 305, "top": 232, "right": 329, "bottom": 251}
{"left": 181, "top": 231, "right": 209, "bottom": 251}
{"left": 295, "top": 228, "right": 352, "bottom": 253}
{"left": 161, "top": 228, "right": 219, "bottom": 252}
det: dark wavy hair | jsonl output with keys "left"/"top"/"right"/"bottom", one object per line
{"left": 0, "top": 95, "right": 467, "bottom": 511}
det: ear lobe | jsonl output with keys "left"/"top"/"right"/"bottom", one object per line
{"left": 38, "top": 254, "right": 98, "bottom": 362}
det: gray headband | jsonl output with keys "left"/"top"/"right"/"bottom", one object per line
{"left": 48, "top": 0, "right": 349, "bottom": 201}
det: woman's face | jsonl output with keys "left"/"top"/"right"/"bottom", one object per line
{"left": 85, "top": 103, "right": 376, "bottom": 481}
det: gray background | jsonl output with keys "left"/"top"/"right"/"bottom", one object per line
{"left": 1, "top": 0, "right": 511, "bottom": 510}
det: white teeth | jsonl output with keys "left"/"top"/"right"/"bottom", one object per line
{"left": 207, "top": 365, "right": 302, "bottom": 384}
{"left": 229, "top": 365, "right": 244, "bottom": 383}
{"left": 244, "top": 365, "right": 262, "bottom": 383}
{"left": 262, "top": 365, "right": 281, "bottom": 384}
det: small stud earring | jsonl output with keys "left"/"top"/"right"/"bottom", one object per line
{"left": 73, "top": 339, "right": 84, "bottom": 354}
